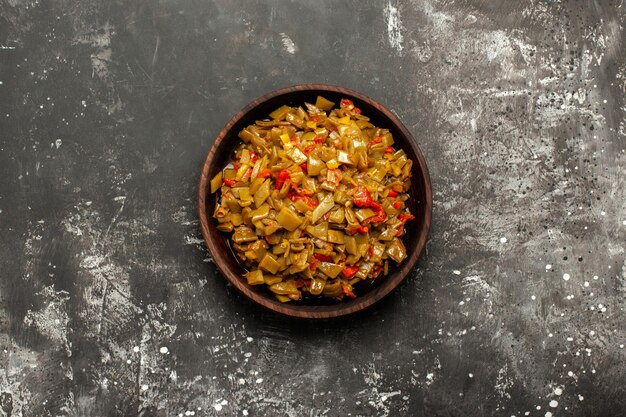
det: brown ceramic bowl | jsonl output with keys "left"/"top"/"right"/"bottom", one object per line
{"left": 198, "top": 84, "right": 432, "bottom": 319}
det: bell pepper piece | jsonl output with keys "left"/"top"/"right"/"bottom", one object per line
{"left": 342, "top": 265, "right": 360, "bottom": 278}
{"left": 314, "top": 253, "right": 334, "bottom": 262}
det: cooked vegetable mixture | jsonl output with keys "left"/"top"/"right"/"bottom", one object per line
{"left": 210, "top": 96, "right": 415, "bottom": 302}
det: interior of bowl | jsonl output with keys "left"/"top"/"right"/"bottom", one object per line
{"left": 199, "top": 85, "right": 432, "bottom": 318}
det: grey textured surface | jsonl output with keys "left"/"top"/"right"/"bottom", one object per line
{"left": 1, "top": 0, "right": 625, "bottom": 416}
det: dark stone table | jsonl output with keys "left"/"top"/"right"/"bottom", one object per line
{"left": 1, "top": 1, "right": 624, "bottom": 416}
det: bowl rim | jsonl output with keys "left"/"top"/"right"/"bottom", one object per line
{"left": 198, "top": 83, "right": 432, "bottom": 319}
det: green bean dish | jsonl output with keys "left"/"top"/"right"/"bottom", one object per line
{"left": 210, "top": 96, "right": 415, "bottom": 302}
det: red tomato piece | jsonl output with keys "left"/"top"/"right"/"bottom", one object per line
{"left": 275, "top": 170, "right": 291, "bottom": 189}
{"left": 353, "top": 186, "right": 373, "bottom": 208}
{"left": 258, "top": 169, "right": 272, "bottom": 179}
